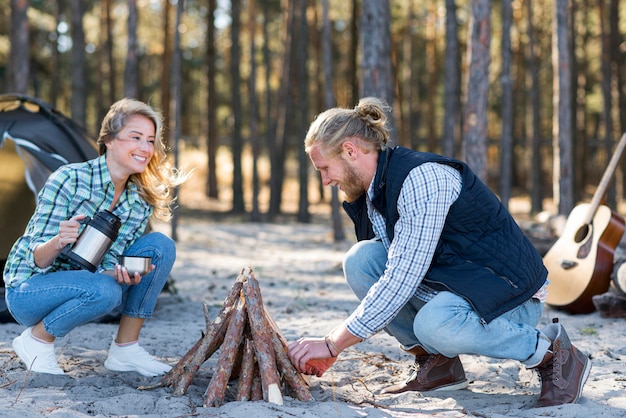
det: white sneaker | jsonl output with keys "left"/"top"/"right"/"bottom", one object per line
{"left": 12, "top": 327, "right": 64, "bottom": 375}
{"left": 104, "top": 340, "right": 171, "bottom": 377}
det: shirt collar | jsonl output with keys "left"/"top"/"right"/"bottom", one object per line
{"left": 94, "top": 154, "right": 112, "bottom": 188}
{"left": 96, "top": 154, "right": 141, "bottom": 205}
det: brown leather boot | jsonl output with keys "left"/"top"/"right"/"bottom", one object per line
{"left": 381, "top": 348, "right": 468, "bottom": 394}
{"left": 532, "top": 318, "right": 592, "bottom": 408}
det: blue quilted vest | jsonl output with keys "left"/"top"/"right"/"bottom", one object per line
{"left": 343, "top": 146, "right": 547, "bottom": 323}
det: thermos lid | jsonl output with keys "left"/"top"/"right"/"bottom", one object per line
{"left": 89, "top": 210, "right": 121, "bottom": 234}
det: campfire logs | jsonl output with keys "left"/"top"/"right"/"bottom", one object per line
{"left": 142, "top": 268, "right": 312, "bottom": 407}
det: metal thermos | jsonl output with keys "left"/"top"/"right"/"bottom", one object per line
{"left": 63, "top": 210, "right": 121, "bottom": 272}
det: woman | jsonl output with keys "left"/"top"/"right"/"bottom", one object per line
{"left": 3, "top": 98, "right": 188, "bottom": 376}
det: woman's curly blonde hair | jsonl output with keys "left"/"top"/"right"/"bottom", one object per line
{"left": 96, "top": 98, "right": 189, "bottom": 221}
{"left": 304, "top": 97, "right": 391, "bottom": 156}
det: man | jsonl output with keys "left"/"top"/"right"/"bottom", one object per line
{"left": 288, "top": 97, "right": 591, "bottom": 407}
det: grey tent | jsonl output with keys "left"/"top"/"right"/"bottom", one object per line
{"left": 0, "top": 94, "right": 98, "bottom": 322}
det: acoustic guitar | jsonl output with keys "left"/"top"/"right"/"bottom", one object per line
{"left": 544, "top": 133, "right": 626, "bottom": 314}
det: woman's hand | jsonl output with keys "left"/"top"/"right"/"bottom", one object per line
{"left": 34, "top": 214, "right": 88, "bottom": 268}
{"left": 112, "top": 264, "right": 155, "bottom": 285}
{"left": 288, "top": 337, "right": 338, "bottom": 377}
{"left": 56, "top": 214, "right": 88, "bottom": 249}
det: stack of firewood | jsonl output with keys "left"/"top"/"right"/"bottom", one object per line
{"left": 142, "top": 268, "right": 312, "bottom": 407}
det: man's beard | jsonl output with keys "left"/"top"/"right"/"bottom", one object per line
{"left": 340, "top": 161, "right": 365, "bottom": 203}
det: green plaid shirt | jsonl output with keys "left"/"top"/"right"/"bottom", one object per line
{"left": 3, "top": 155, "right": 153, "bottom": 288}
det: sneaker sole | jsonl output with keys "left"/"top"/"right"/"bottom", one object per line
{"left": 104, "top": 358, "right": 168, "bottom": 377}
{"left": 431, "top": 379, "right": 469, "bottom": 391}
{"left": 12, "top": 335, "right": 64, "bottom": 375}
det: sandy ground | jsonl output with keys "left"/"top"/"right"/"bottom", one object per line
{"left": 1, "top": 212, "right": 626, "bottom": 418}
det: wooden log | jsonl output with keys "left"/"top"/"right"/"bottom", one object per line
{"left": 264, "top": 311, "right": 312, "bottom": 401}
{"left": 242, "top": 273, "right": 283, "bottom": 405}
{"left": 204, "top": 293, "right": 248, "bottom": 407}
{"left": 170, "top": 275, "right": 246, "bottom": 396}
{"left": 139, "top": 303, "right": 218, "bottom": 391}
{"left": 250, "top": 363, "right": 263, "bottom": 401}
{"left": 235, "top": 337, "right": 256, "bottom": 401}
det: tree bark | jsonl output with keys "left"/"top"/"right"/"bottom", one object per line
{"left": 359, "top": 0, "right": 396, "bottom": 141}
{"left": 204, "top": 294, "right": 248, "bottom": 407}
{"left": 321, "top": 0, "right": 345, "bottom": 242}
{"left": 242, "top": 275, "right": 283, "bottom": 405}
{"left": 235, "top": 337, "right": 256, "bottom": 401}
{"left": 525, "top": 0, "right": 543, "bottom": 214}
{"left": 442, "top": 0, "right": 461, "bottom": 158}
{"left": 206, "top": 0, "right": 219, "bottom": 199}
{"left": 462, "top": 0, "right": 491, "bottom": 182}
{"left": 499, "top": 0, "right": 513, "bottom": 208}
{"left": 124, "top": 0, "right": 139, "bottom": 99}
{"left": 229, "top": 0, "right": 245, "bottom": 213}
{"left": 248, "top": 0, "right": 261, "bottom": 222}
{"left": 553, "top": 0, "right": 575, "bottom": 214}
{"left": 9, "top": 0, "right": 30, "bottom": 94}
{"left": 70, "top": 0, "right": 87, "bottom": 128}
{"left": 264, "top": 311, "right": 312, "bottom": 401}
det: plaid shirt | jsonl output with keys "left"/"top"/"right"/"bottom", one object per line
{"left": 3, "top": 155, "right": 152, "bottom": 288}
{"left": 344, "top": 163, "right": 462, "bottom": 340}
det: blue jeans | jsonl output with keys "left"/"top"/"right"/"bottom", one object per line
{"left": 6, "top": 232, "right": 175, "bottom": 338}
{"left": 343, "top": 239, "right": 549, "bottom": 367}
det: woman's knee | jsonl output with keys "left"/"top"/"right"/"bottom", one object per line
{"left": 133, "top": 232, "right": 176, "bottom": 267}
{"left": 92, "top": 280, "right": 123, "bottom": 312}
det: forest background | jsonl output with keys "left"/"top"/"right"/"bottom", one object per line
{"left": 1, "top": 0, "right": 626, "bottom": 237}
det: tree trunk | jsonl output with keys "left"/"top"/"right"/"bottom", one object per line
{"left": 296, "top": 0, "right": 310, "bottom": 223}
{"left": 170, "top": 0, "right": 184, "bottom": 242}
{"left": 124, "top": 0, "right": 139, "bottom": 99}
{"left": 269, "top": 0, "right": 296, "bottom": 218}
{"left": 161, "top": 0, "right": 172, "bottom": 137}
{"left": 442, "top": 0, "right": 460, "bottom": 158}
{"left": 321, "top": 0, "right": 345, "bottom": 241}
{"left": 105, "top": 0, "right": 116, "bottom": 104}
{"left": 261, "top": 1, "right": 273, "bottom": 207}
{"left": 206, "top": 0, "right": 219, "bottom": 199}
{"left": 610, "top": 0, "right": 626, "bottom": 201}
{"left": 426, "top": 4, "right": 439, "bottom": 152}
{"left": 525, "top": 0, "right": 543, "bottom": 214}
{"left": 70, "top": 0, "right": 87, "bottom": 128}
{"left": 598, "top": 0, "right": 616, "bottom": 208}
{"left": 9, "top": 0, "right": 30, "bottom": 94}
{"left": 462, "top": 0, "right": 491, "bottom": 182}
{"left": 349, "top": 0, "right": 359, "bottom": 105}
{"left": 230, "top": 0, "right": 245, "bottom": 213}
{"left": 51, "top": 0, "right": 61, "bottom": 107}
{"left": 499, "top": 0, "right": 513, "bottom": 208}
{"left": 359, "top": 0, "right": 396, "bottom": 141}
{"left": 249, "top": 0, "right": 261, "bottom": 222}
{"left": 553, "top": 0, "right": 575, "bottom": 215}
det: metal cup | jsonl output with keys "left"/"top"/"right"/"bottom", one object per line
{"left": 118, "top": 256, "right": 152, "bottom": 276}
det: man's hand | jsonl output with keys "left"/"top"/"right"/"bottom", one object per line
{"left": 288, "top": 337, "right": 337, "bottom": 376}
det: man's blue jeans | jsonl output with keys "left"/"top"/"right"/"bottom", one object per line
{"left": 6, "top": 232, "right": 175, "bottom": 338}
{"left": 343, "top": 239, "right": 550, "bottom": 367}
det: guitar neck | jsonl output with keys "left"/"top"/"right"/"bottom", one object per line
{"left": 584, "top": 132, "right": 626, "bottom": 224}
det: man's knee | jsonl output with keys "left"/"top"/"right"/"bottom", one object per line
{"left": 343, "top": 240, "right": 385, "bottom": 274}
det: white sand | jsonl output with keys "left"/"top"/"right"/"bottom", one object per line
{"left": 1, "top": 216, "right": 625, "bottom": 417}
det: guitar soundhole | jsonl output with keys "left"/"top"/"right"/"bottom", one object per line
{"left": 574, "top": 224, "right": 590, "bottom": 243}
